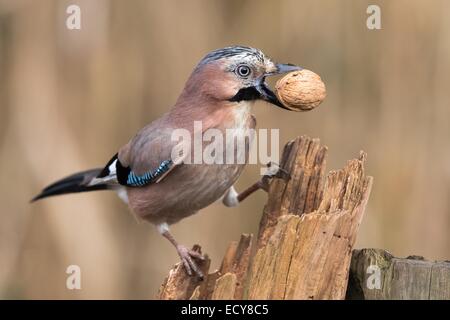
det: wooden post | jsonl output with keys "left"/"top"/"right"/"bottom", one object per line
{"left": 158, "top": 135, "right": 374, "bottom": 300}
{"left": 346, "top": 249, "right": 450, "bottom": 300}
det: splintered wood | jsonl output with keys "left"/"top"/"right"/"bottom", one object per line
{"left": 257, "top": 135, "right": 328, "bottom": 249}
{"left": 158, "top": 136, "right": 373, "bottom": 300}
{"left": 248, "top": 137, "right": 372, "bottom": 299}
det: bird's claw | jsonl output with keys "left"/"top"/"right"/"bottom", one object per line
{"left": 259, "top": 162, "right": 290, "bottom": 191}
{"left": 176, "top": 245, "right": 205, "bottom": 279}
{"left": 264, "top": 161, "right": 290, "bottom": 180}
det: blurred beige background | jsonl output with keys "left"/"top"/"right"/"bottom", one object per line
{"left": 0, "top": 0, "right": 449, "bottom": 299}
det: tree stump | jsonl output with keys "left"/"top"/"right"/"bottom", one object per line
{"left": 158, "top": 135, "right": 373, "bottom": 300}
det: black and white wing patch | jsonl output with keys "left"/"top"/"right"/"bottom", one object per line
{"left": 93, "top": 153, "right": 174, "bottom": 188}
{"left": 117, "top": 158, "right": 173, "bottom": 187}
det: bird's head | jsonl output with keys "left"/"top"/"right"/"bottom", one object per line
{"left": 178, "top": 46, "right": 302, "bottom": 110}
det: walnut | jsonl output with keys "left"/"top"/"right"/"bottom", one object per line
{"left": 275, "top": 69, "right": 326, "bottom": 111}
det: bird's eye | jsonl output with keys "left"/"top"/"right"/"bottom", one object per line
{"left": 236, "top": 65, "right": 251, "bottom": 78}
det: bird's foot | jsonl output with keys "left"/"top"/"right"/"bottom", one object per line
{"left": 176, "top": 245, "right": 205, "bottom": 279}
{"left": 234, "top": 162, "right": 291, "bottom": 203}
{"left": 260, "top": 161, "right": 290, "bottom": 191}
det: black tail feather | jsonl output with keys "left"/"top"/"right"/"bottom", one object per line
{"left": 31, "top": 168, "right": 108, "bottom": 202}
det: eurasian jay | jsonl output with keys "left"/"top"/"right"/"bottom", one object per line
{"left": 32, "top": 46, "right": 301, "bottom": 278}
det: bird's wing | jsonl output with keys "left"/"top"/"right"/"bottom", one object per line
{"left": 91, "top": 153, "right": 176, "bottom": 188}
{"left": 93, "top": 118, "right": 188, "bottom": 188}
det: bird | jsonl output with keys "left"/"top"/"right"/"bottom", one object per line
{"left": 32, "top": 46, "right": 301, "bottom": 278}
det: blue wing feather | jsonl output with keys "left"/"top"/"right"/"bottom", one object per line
{"left": 99, "top": 153, "right": 173, "bottom": 188}
{"left": 126, "top": 159, "right": 173, "bottom": 187}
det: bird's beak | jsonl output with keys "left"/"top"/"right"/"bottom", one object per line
{"left": 257, "top": 63, "right": 302, "bottom": 110}
{"left": 271, "top": 63, "right": 303, "bottom": 75}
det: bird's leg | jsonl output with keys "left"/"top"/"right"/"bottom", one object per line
{"left": 223, "top": 162, "right": 290, "bottom": 206}
{"left": 157, "top": 223, "right": 205, "bottom": 279}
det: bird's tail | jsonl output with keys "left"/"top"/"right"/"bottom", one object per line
{"left": 31, "top": 168, "right": 110, "bottom": 202}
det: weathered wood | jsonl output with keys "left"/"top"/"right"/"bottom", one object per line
{"left": 346, "top": 248, "right": 450, "bottom": 300}
{"left": 226, "top": 234, "right": 253, "bottom": 299}
{"left": 257, "top": 137, "right": 328, "bottom": 249}
{"left": 247, "top": 147, "right": 372, "bottom": 299}
{"left": 159, "top": 135, "right": 377, "bottom": 300}
{"left": 211, "top": 273, "right": 237, "bottom": 300}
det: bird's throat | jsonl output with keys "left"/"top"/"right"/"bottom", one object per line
{"left": 230, "top": 101, "right": 254, "bottom": 131}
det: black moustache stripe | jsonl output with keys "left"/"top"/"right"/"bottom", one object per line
{"left": 228, "top": 86, "right": 261, "bottom": 102}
